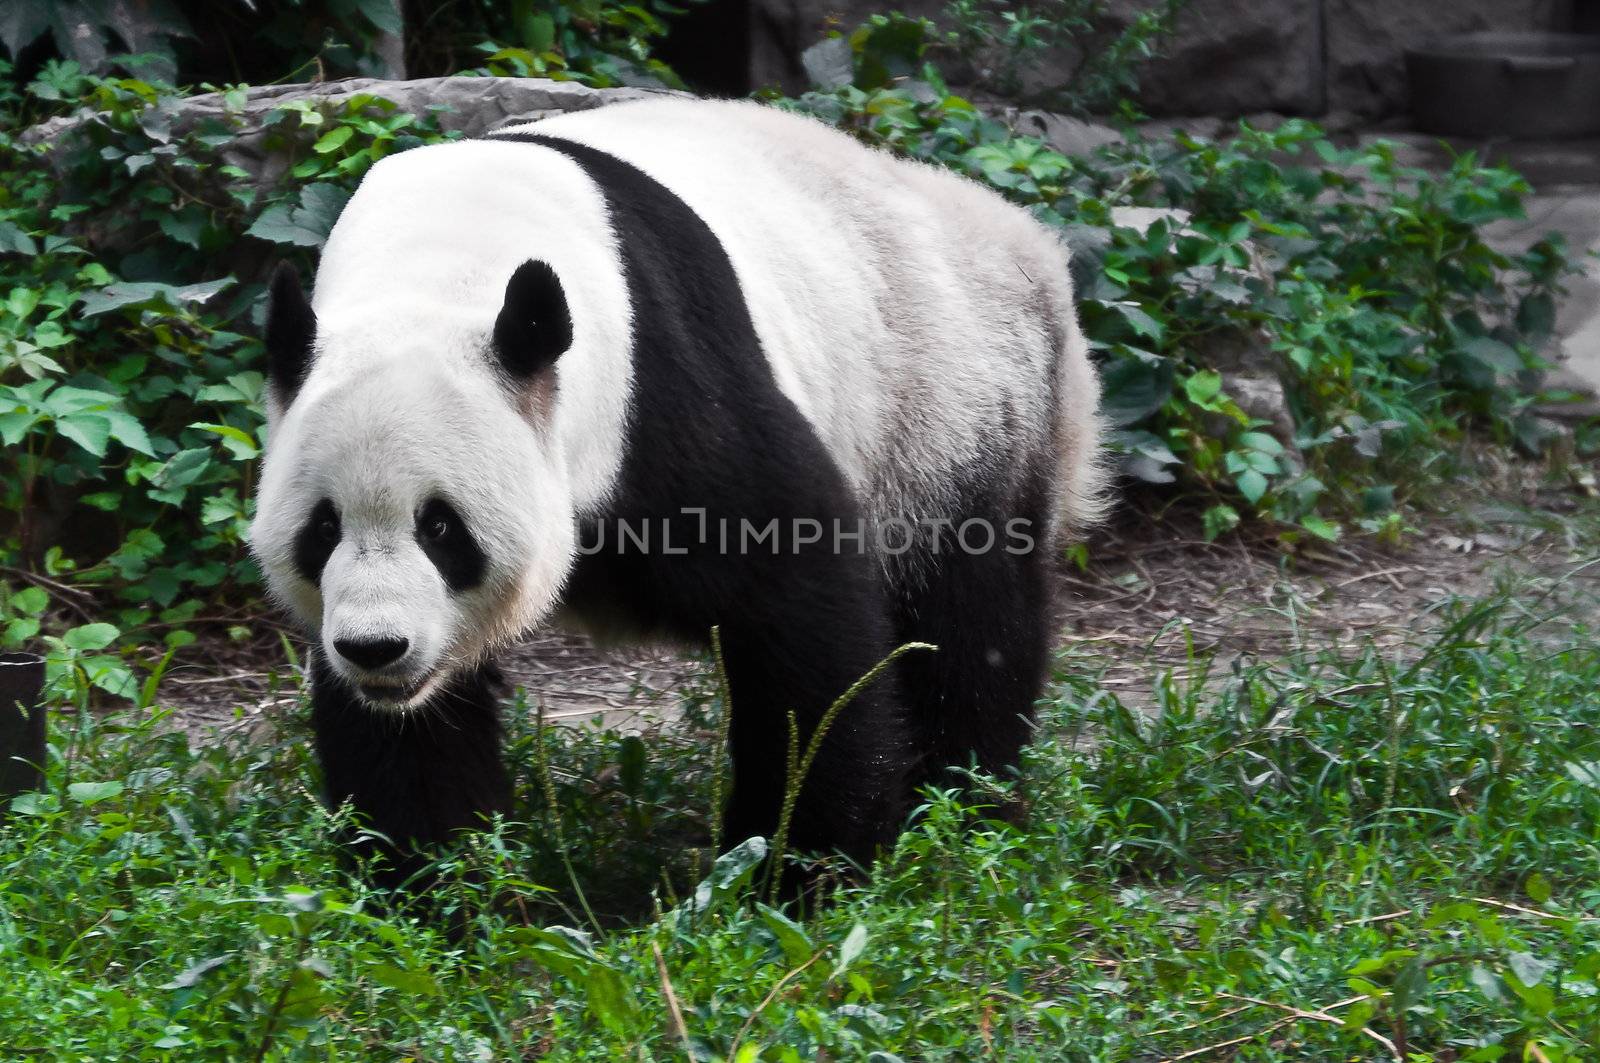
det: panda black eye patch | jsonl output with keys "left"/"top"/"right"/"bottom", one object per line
{"left": 292, "top": 498, "right": 340, "bottom": 585}
{"left": 415, "top": 497, "right": 486, "bottom": 593}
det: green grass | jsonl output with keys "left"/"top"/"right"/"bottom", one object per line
{"left": 2, "top": 595, "right": 1599, "bottom": 1060}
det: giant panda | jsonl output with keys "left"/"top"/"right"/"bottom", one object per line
{"left": 249, "top": 96, "right": 1106, "bottom": 891}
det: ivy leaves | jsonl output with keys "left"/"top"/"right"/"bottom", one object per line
{"left": 0, "top": 381, "right": 153, "bottom": 458}
{"left": 244, "top": 183, "right": 350, "bottom": 249}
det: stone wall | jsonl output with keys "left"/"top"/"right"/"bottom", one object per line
{"left": 25, "top": 77, "right": 671, "bottom": 192}
{"left": 1324, "top": 0, "right": 1566, "bottom": 118}
{"left": 1122, "top": 0, "right": 1324, "bottom": 116}
{"left": 747, "top": 0, "right": 1580, "bottom": 119}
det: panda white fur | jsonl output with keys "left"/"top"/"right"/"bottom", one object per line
{"left": 250, "top": 97, "right": 1105, "bottom": 889}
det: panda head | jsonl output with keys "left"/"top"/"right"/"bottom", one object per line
{"left": 249, "top": 261, "right": 577, "bottom": 709}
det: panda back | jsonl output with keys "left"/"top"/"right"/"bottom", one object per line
{"left": 502, "top": 99, "right": 1090, "bottom": 529}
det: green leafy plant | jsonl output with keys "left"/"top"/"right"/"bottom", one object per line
{"left": 438, "top": 0, "right": 705, "bottom": 89}
{"left": 0, "top": 62, "right": 459, "bottom": 668}
{"left": 3, "top": 593, "right": 1599, "bottom": 1057}
{"left": 943, "top": 0, "right": 1185, "bottom": 115}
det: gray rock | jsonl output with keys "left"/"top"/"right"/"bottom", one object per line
{"left": 1108, "top": 205, "right": 1193, "bottom": 234}
{"left": 801, "top": 35, "right": 855, "bottom": 91}
{"left": 1542, "top": 258, "right": 1600, "bottom": 421}
{"left": 1135, "top": 115, "right": 1230, "bottom": 142}
{"left": 1195, "top": 328, "right": 1299, "bottom": 450}
{"left": 752, "top": 0, "right": 952, "bottom": 93}
{"left": 1324, "top": 0, "right": 1564, "bottom": 118}
{"left": 25, "top": 76, "right": 676, "bottom": 192}
{"left": 1007, "top": 109, "right": 1125, "bottom": 156}
{"left": 1536, "top": 365, "right": 1600, "bottom": 422}
{"left": 750, "top": 0, "right": 826, "bottom": 94}
{"left": 749, "top": 0, "right": 1573, "bottom": 123}
{"left": 21, "top": 77, "right": 677, "bottom": 278}
{"left": 1106, "top": 0, "right": 1325, "bottom": 118}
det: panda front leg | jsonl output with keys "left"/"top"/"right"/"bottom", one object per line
{"left": 713, "top": 567, "right": 916, "bottom": 875}
{"left": 308, "top": 649, "right": 512, "bottom": 895}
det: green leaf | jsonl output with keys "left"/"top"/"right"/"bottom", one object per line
{"left": 1565, "top": 761, "right": 1600, "bottom": 788}
{"left": 511, "top": 925, "right": 601, "bottom": 980}
{"left": 67, "top": 780, "right": 125, "bottom": 805}
{"left": 1237, "top": 431, "right": 1285, "bottom": 456}
{"left": 54, "top": 413, "right": 111, "bottom": 457}
{"left": 1299, "top": 514, "right": 1341, "bottom": 541}
{"left": 164, "top": 954, "right": 236, "bottom": 989}
{"left": 354, "top": 0, "right": 404, "bottom": 35}
{"left": 682, "top": 835, "right": 767, "bottom": 918}
{"left": 157, "top": 448, "right": 213, "bottom": 489}
{"left": 1183, "top": 370, "right": 1223, "bottom": 405}
{"left": 581, "top": 966, "right": 638, "bottom": 1036}
{"left": 190, "top": 422, "right": 259, "bottom": 459}
{"left": 1100, "top": 354, "right": 1176, "bottom": 428}
{"left": 9, "top": 792, "right": 53, "bottom": 815}
{"left": 77, "top": 282, "right": 177, "bottom": 317}
{"left": 757, "top": 903, "right": 816, "bottom": 966}
{"left": 1236, "top": 468, "right": 1268, "bottom": 504}
{"left": 0, "top": 221, "right": 38, "bottom": 255}
{"left": 617, "top": 733, "right": 646, "bottom": 796}
{"left": 78, "top": 278, "right": 233, "bottom": 317}
{"left": 1516, "top": 290, "right": 1555, "bottom": 342}
{"left": 0, "top": 410, "right": 41, "bottom": 446}
{"left": 63, "top": 623, "right": 119, "bottom": 650}
{"left": 102, "top": 410, "right": 155, "bottom": 456}
{"left": 1469, "top": 964, "right": 1507, "bottom": 1003}
{"left": 200, "top": 495, "right": 241, "bottom": 526}
{"left": 194, "top": 384, "right": 246, "bottom": 403}
{"left": 831, "top": 923, "right": 868, "bottom": 980}
{"left": 10, "top": 586, "right": 49, "bottom": 614}
{"left": 1459, "top": 336, "right": 1522, "bottom": 376}
{"left": 508, "top": 926, "right": 638, "bottom": 1034}
{"left": 1110, "top": 429, "right": 1180, "bottom": 484}
{"left": 84, "top": 656, "right": 137, "bottom": 697}
{"left": 524, "top": 12, "right": 556, "bottom": 53}
{"left": 1119, "top": 304, "right": 1165, "bottom": 342}
{"left": 157, "top": 211, "right": 205, "bottom": 249}
{"left": 1506, "top": 951, "right": 1550, "bottom": 988}
{"left": 247, "top": 206, "right": 316, "bottom": 247}
{"left": 368, "top": 963, "right": 439, "bottom": 996}
{"left": 42, "top": 386, "right": 120, "bottom": 415}
{"left": 4, "top": 616, "right": 41, "bottom": 645}
{"left": 313, "top": 125, "right": 354, "bottom": 155}
{"left": 5, "top": 286, "right": 41, "bottom": 319}
{"left": 246, "top": 184, "right": 351, "bottom": 248}
{"left": 225, "top": 372, "right": 265, "bottom": 402}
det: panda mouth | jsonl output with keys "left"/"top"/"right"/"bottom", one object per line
{"left": 355, "top": 671, "right": 434, "bottom": 707}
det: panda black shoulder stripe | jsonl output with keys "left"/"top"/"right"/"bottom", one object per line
{"left": 479, "top": 130, "right": 813, "bottom": 504}
{"left": 479, "top": 129, "right": 870, "bottom": 640}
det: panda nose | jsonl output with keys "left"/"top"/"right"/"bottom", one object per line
{"left": 333, "top": 636, "right": 409, "bottom": 670}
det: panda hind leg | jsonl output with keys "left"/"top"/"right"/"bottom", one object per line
{"left": 892, "top": 519, "right": 1052, "bottom": 813}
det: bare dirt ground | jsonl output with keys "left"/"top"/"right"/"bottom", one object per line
{"left": 1057, "top": 483, "right": 1600, "bottom": 716}
{"left": 152, "top": 470, "right": 1600, "bottom": 745}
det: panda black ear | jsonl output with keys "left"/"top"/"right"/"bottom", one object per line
{"left": 492, "top": 260, "right": 572, "bottom": 380}
{"left": 265, "top": 263, "right": 316, "bottom": 403}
